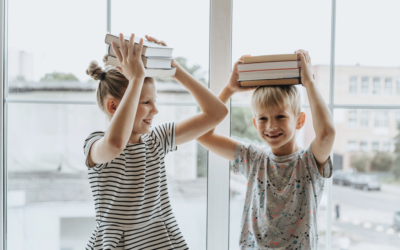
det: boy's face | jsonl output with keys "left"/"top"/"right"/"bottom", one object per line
{"left": 252, "top": 105, "right": 305, "bottom": 153}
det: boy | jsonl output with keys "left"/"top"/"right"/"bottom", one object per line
{"left": 197, "top": 50, "right": 335, "bottom": 249}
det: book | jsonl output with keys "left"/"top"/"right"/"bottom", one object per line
{"left": 240, "top": 78, "right": 301, "bottom": 87}
{"left": 238, "top": 69, "right": 300, "bottom": 81}
{"left": 105, "top": 56, "right": 176, "bottom": 78}
{"left": 237, "top": 61, "right": 301, "bottom": 72}
{"left": 105, "top": 34, "right": 173, "bottom": 57}
{"left": 243, "top": 54, "right": 299, "bottom": 64}
{"left": 106, "top": 53, "right": 172, "bottom": 69}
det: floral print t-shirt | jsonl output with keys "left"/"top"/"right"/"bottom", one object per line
{"left": 233, "top": 141, "right": 332, "bottom": 250}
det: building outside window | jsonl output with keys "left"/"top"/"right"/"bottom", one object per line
{"left": 347, "top": 141, "right": 357, "bottom": 151}
{"left": 385, "top": 77, "right": 392, "bottom": 95}
{"left": 360, "top": 110, "right": 368, "bottom": 127}
{"left": 375, "top": 110, "right": 389, "bottom": 128}
{"left": 360, "top": 141, "right": 368, "bottom": 151}
{"left": 348, "top": 109, "right": 357, "bottom": 127}
{"left": 349, "top": 76, "right": 357, "bottom": 94}
{"left": 397, "top": 77, "right": 400, "bottom": 95}
{"left": 397, "top": 110, "right": 400, "bottom": 129}
{"left": 383, "top": 142, "right": 391, "bottom": 152}
{"left": 373, "top": 77, "right": 380, "bottom": 95}
{"left": 361, "top": 76, "right": 369, "bottom": 94}
{"left": 372, "top": 141, "right": 379, "bottom": 151}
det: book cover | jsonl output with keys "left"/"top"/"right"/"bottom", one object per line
{"left": 238, "top": 69, "right": 300, "bottom": 81}
{"left": 237, "top": 60, "right": 301, "bottom": 72}
{"left": 243, "top": 54, "right": 299, "bottom": 64}
{"left": 240, "top": 78, "right": 301, "bottom": 87}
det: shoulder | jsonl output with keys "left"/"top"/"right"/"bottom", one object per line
{"left": 148, "top": 122, "right": 175, "bottom": 140}
{"left": 235, "top": 140, "right": 269, "bottom": 159}
{"left": 83, "top": 131, "right": 105, "bottom": 147}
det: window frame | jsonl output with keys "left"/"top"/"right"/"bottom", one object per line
{"left": 2, "top": 1, "right": 400, "bottom": 250}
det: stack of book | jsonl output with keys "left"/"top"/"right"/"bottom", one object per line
{"left": 238, "top": 54, "right": 301, "bottom": 87}
{"left": 104, "top": 34, "right": 176, "bottom": 78}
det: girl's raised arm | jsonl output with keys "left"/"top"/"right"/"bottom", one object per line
{"left": 88, "top": 33, "right": 146, "bottom": 167}
{"left": 145, "top": 36, "right": 228, "bottom": 146}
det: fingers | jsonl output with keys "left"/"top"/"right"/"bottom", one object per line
{"left": 119, "top": 33, "right": 127, "bottom": 58}
{"left": 145, "top": 35, "right": 167, "bottom": 46}
{"left": 135, "top": 38, "right": 144, "bottom": 59}
{"left": 112, "top": 42, "right": 123, "bottom": 63}
{"left": 128, "top": 33, "right": 135, "bottom": 58}
{"left": 116, "top": 66, "right": 123, "bottom": 74}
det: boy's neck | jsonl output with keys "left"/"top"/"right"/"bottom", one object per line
{"left": 270, "top": 140, "right": 300, "bottom": 156}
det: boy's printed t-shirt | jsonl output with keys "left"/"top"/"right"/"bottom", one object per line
{"left": 233, "top": 141, "right": 332, "bottom": 250}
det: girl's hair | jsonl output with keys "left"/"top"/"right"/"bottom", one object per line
{"left": 86, "top": 54, "right": 154, "bottom": 117}
{"left": 251, "top": 85, "right": 301, "bottom": 117}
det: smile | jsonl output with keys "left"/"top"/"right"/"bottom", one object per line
{"left": 143, "top": 119, "right": 152, "bottom": 125}
{"left": 266, "top": 133, "right": 283, "bottom": 139}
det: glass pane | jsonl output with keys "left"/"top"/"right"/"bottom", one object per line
{"left": 232, "top": 0, "right": 332, "bottom": 105}
{"left": 7, "top": 103, "right": 207, "bottom": 250}
{"left": 334, "top": 0, "right": 400, "bottom": 105}
{"left": 332, "top": 109, "right": 400, "bottom": 248}
{"left": 229, "top": 105, "right": 330, "bottom": 249}
{"left": 111, "top": 0, "right": 210, "bottom": 104}
{"left": 7, "top": 0, "right": 107, "bottom": 100}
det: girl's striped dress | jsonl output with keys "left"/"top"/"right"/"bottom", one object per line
{"left": 83, "top": 123, "right": 189, "bottom": 250}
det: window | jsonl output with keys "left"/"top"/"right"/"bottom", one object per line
{"left": 385, "top": 77, "right": 392, "bottom": 95}
{"left": 347, "top": 141, "right": 357, "bottom": 151}
{"left": 373, "top": 77, "right": 381, "bottom": 95}
{"left": 349, "top": 76, "right": 357, "bottom": 94}
{"left": 383, "top": 142, "right": 391, "bottom": 151}
{"left": 360, "top": 141, "right": 368, "bottom": 151}
{"left": 375, "top": 110, "right": 389, "bottom": 128}
{"left": 348, "top": 109, "right": 357, "bottom": 127}
{"left": 361, "top": 76, "right": 369, "bottom": 94}
{"left": 360, "top": 110, "right": 368, "bottom": 127}
{"left": 372, "top": 141, "right": 379, "bottom": 151}
{"left": 397, "top": 77, "right": 400, "bottom": 95}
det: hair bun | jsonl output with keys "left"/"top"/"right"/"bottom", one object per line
{"left": 86, "top": 60, "right": 103, "bottom": 81}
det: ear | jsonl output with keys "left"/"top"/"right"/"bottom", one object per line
{"left": 252, "top": 116, "right": 258, "bottom": 131}
{"left": 296, "top": 112, "right": 306, "bottom": 129}
{"left": 106, "top": 98, "right": 119, "bottom": 116}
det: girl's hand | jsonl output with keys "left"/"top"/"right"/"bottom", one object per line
{"left": 295, "top": 49, "right": 314, "bottom": 88}
{"left": 226, "top": 55, "right": 257, "bottom": 93}
{"left": 111, "top": 33, "right": 145, "bottom": 81}
{"left": 145, "top": 35, "right": 180, "bottom": 68}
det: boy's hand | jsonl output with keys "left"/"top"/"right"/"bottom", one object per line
{"left": 145, "top": 35, "right": 179, "bottom": 68}
{"left": 112, "top": 33, "right": 145, "bottom": 81}
{"left": 295, "top": 49, "right": 314, "bottom": 88}
{"left": 226, "top": 55, "right": 257, "bottom": 93}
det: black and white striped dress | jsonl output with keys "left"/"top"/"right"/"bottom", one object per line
{"left": 83, "top": 123, "right": 188, "bottom": 250}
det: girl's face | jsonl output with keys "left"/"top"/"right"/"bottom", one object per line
{"left": 132, "top": 83, "right": 158, "bottom": 135}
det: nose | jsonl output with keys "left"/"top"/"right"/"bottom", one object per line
{"left": 151, "top": 103, "right": 159, "bottom": 115}
{"left": 266, "top": 120, "right": 277, "bottom": 131}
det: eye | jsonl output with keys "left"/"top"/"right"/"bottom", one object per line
{"left": 259, "top": 117, "right": 267, "bottom": 120}
{"left": 142, "top": 101, "right": 149, "bottom": 104}
{"left": 277, "top": 115, "right": 285, "bottom": 118}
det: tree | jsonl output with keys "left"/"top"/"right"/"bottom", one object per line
{"left": 350, "top": 153, "right": 369, "bottom": 172}
{"left": 40, "top": 72, "right": 79, "bottom": 82}
{"left": 370, "top": 151, "right": 393, "bottom": 172}
{"left": 231, "top": 107, "right": 261, "bottom": 143}
{"left": 392, "top": 127, "right": 400, "bottom": 179}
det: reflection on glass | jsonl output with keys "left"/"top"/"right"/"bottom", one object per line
{"left": 8, "top": 0, "right": 106, "bottom": 99}
{"left": 332, "top": 109, "right": 400, "bottom": 248}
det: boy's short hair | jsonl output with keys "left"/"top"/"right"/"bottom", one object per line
{"left": 251, "top": 85, "right": 301, "bottom": 117}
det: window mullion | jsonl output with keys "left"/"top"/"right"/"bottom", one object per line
{"left": 207, "top": 0, "right": 232, "bottom": 249}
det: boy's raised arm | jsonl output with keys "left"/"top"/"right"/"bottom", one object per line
{"left": 295, "top": 50, "right": 336, "bottom": 173}
{"left": 196, "top": 56, "right": 256, "bottom": 161}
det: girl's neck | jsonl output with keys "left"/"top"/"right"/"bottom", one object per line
{"left": 128, "top": 133, "right": 142, "bottom": 144}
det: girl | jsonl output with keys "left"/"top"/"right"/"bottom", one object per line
{"left": 84, "top": 33, "right": 228, "bottom": 250}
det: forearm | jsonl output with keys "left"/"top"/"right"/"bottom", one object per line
{"left": 173, "top": 64, "right": 227, "bottom": 116}
{"left": 306, "top": 81, "right": 335, "bottom": 138}
{"left": 105, "top": 77, "right": 144, "bottom": 149}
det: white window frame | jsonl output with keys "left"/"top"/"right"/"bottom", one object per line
{"left": 2, "top": 1, "right": 400, "bottom": 249}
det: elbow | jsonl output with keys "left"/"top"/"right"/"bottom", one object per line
{"left": 215, "top": 104, "right": 229, "bottom": 122}
{"left": 107, "top": 137, "right": 126, "bottom": 155}
{"left": 319, "top": 125, "right": 336, "bottom": 142}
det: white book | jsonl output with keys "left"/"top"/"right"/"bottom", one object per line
{"left": 237, "top": 61, "right": 301, "bottom": 72}
{"left": 105, "top": 34, "right": 173, "bottom": 57}
{"left": 238, "top": 69, "right": 300, "bottom": 81}
{"left": 105, "top": 56, "right": 176, "bottom": 78}
{"left": 106, "top": 54, "right": 172, "bottom": 69}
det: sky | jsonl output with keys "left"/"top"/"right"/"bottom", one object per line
{"left": 7, "top": 0, "right": 400, "bottom": 82}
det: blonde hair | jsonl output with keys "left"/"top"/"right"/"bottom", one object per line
{"left": 251, "top": 85, "right": 301, "bottom": 117}
{"left": 86, "top": 54, "right": 154, "bottom": 118}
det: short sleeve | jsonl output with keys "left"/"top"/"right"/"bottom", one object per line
{"left": 302, "top": 145, "right": 333, "bottom": 181}
{"left": 233, "top": 140, "right": 263, "bottom": 179}
{"left": 152, "top": 122, "right": 177, "bottom": 155}
{"left": 83, "top": 131, "right": 107, "bottom": 171}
